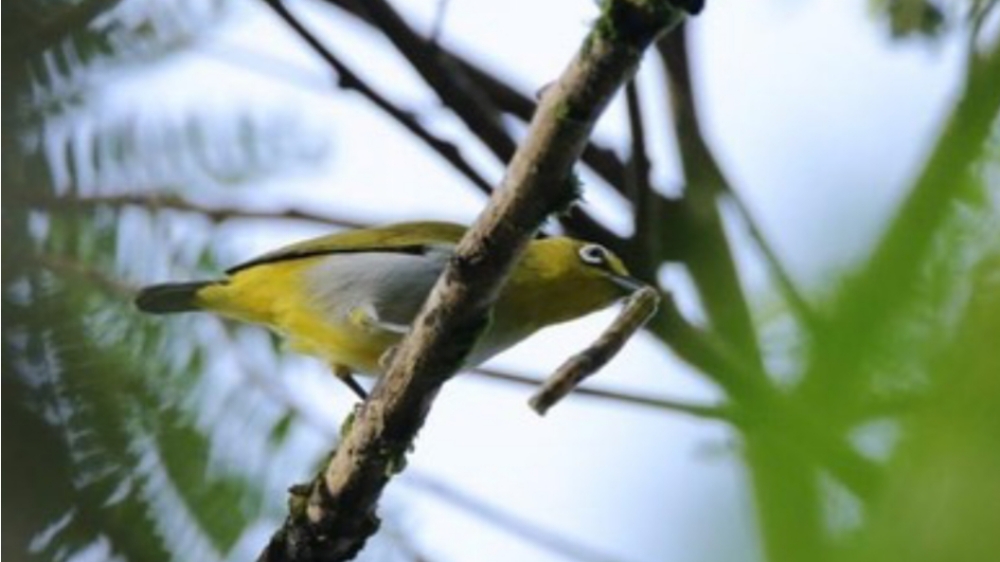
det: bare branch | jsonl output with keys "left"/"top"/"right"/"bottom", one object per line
{"left": 343, "top": 0, "right": 517, "bottom": 164}
{"left": 656, "top": 27, "right": 818, "bottom": 333}
{"left": 472, "top": 367, "right": 734, "bottom": 421}
{"left": 33, "top": 253, "right": 136, "bottom": 297}
{"left": 404, "top": 473, "right": 637, "bottom": 562}
{"left": 647, "top": 294, "right": 882, "bottom": 500}
{"left": 317, "top": 0, "right": 634, "bottom": 194}
{"left": 262, "top": 0, "right": 494, "bottom": 195}
{"left": 257, "top": 3, "right": 688, "bottom": 559}
{"left": 530, "top": 286, "right": 660, "bottom": 415}
{"left": 19, "top": 193, "right": 371, "bottom": 228}
{"left": 323, "top": 0, "right": 626, "bottom": 256}
{"left": 721, "top": 190, "right": 822, "bottom": 331}
{"left": 228, "top": 358, "right": 641, "bottom": 562}
{"left": 622, "top": 79, "right": 666, "bottom": 280}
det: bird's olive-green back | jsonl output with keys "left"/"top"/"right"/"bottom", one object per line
{"left": 226, "top": 221, "right": 467, "bottom": 274}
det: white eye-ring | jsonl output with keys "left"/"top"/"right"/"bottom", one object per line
{"left": 578, "top": 243, "right": 609, "bottom": 266}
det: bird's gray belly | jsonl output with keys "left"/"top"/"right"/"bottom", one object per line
{"left": 302, "top": 251, "right": 446, "bottom": 326}
{"left": 300, "top": 249, "right": 532, "bottom": 369}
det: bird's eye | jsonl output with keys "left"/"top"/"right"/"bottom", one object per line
{"left": 578, "top": 244, "right": 608, "bottom": 266}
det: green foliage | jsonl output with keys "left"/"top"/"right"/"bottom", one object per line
{"left": 3, "top": 1, "right": 331, "bottom": 560}
{"left": 4, "top": 0, "right": 999, "bottom": 561}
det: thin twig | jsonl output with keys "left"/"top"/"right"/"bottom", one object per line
{"left": 472, "top": 367, "right": 733, "bottom": 421}
{"left": 530, "top": 286, "right": 661, "bottom": 415}
{"left": 228, "top": 356, "right": 637, "bottom": 562}
{"left": 720, "top": 190, "right": 822, "bottom": 331}
{"left": 33, "top": 254, "right": 137, "bottom": 297}
{"left": 344, "top": 0, "right": 517, "bottom": 163}
{"left": 623, "top": 79, "right": 664, "bottom": 280}
{"left": 404, "top": 473, "right": 637, "bottom": 562}
{"left": 262, "top": 0, "right": 494, "bottom": 195}
{"left": 655, "top": 28, "right": 818, "bottom": 333}
{"left": 19, "top": 193, "right": 371, "bottom": 228}
{"left": 324, "top": 0, "right": 625, "bottom": 254}
{"left": 316, "top": 0, "right": 633, "bottom": 195}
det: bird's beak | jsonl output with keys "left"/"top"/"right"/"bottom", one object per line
{"left": 610, "top": 273, "right": 646, "bottom": 294}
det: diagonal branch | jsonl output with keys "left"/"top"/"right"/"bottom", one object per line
{"left": 403, "top": 473, "right": 637, "bottom": 562}
{"left": 314, "top": 0, "right": 676, "bottom": 255}
{"left": 18, "top": 193, "right": 371, "bottom": 228}
{"left": 257, "top": 2, "right": 690, "bottom": 560}
{"left": 340, "top": 0, "right": 517, "bottom": 164}
{"left": 317, "top": 0, "right": 632, "bottom": 193}
{"left": 656, "top": 25, "right": 817, "bottom": 340}
{"left": 472, "top": 367, "right": 734, "bottom": 421}
{"left": 262, "top": 0, "right": 494, "bottom": 195}
{"left": 623, "top": 79, "right": 665, "bottom": 280}
{"left": 320, "top": 0, "right": 626, "bottom": 255}
{"left": 657, "top": 27, "right": 827, "bottom": 561}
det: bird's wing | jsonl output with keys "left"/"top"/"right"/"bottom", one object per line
{"left": 225, "top": 221, "right": 466, "bottom": 275}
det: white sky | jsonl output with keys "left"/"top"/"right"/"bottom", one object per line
{"left": 86, "top": 0, "right": 969, "bottom": 561}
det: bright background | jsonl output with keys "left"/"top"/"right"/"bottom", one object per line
{"left": 8, "top": 1, "right": 983, "bottom": 561}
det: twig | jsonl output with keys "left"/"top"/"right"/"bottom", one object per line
{"left": 655, "top": 28, "right": 818, "bottom": 334}
{"left": 229, "top": 358, "right": 639, "bottom": 562}
{"left": 33, "top": 253, "right": 137, "bottom": 297}
{"left": 720, "top": 190, "right": 822, "bottom": 331}
{"left": 344, "top": 0, "right": 517, "bottom": 164}
{"left": 323, "top": 0, "right": 626, "bottom": 257}
{"left": 529, "top": 286, "right": 660, "bottom": 415}
{"left": 257, "top": 3, "right": 688, "bottom": 560}
{"left": 623, "top": 79, "right": 664, "bottom": 280}
{"left": 472, "top": 367, "right": 733, "bottom": 421}
{"left": 404, "top": 473, "right": 637, "bottom": 562}
{"left": 261, "top": 0, "right": 494, "bottom": 195}
{"left": 647, "top": 293, "right": 883, "bottom": 501}
{"left": 19, "top": 193, "right": 371, "bottom": 228}
{"left": 316, "top": 0, "right": 634, "bottom": 195}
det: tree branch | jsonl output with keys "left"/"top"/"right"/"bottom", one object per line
{"left": 472, "top": 367, "right": 734, "bottom": 421}
{"left": 261, "top": 0, "right": 494, "bottom": 195}
{"left": 319, "top": 0, "right": 628, "bottom": 256}
{"left": 229, "top": 356, "right": 643, "bottom": 562}
{"left": 343, "top": 0, "right": 516, "bottom": 164}
{"left": 18, "top": 193, "right": 371, "bottom": 228}
{"left": 530, "top": 286, "right": 660, "bottom": 415}
{"left": 257, "top": 3, "right": 689, "bottom": 560}
{"left": 404, "top": 473, "right": 637, "bottom": 562}
{"left": 655, "top": 26, "right": 818, "bottom": 333}
{"left": 317, "top": 0, "right": 633, "bottom": 194}
{"left": 656, "top": 26, "right": 760, "bottom": 361}
{"left": 647, "top": 292, "right": 882, "bottom": 501}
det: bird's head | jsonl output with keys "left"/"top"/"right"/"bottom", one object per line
{"left": 505, "top": 237, "right": 645, "bottom": 329}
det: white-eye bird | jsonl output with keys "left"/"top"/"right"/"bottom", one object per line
{"left": 135, "top": 221, "right": 642, "bottom": 397}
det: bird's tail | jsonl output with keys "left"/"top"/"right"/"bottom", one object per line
{"left": 134, "top": 281, "right": 221, "bottom": 314}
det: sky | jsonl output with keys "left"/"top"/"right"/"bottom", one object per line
{"left": 81, "top": 0, "right": 970, "bottom": 561}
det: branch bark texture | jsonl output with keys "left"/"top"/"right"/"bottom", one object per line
{"left": 258, "top": 2, "right": 689, "bottom": 560}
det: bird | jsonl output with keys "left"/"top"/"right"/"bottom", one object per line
{"left": 134, "top": 221, "right": 642, "bottom": 398}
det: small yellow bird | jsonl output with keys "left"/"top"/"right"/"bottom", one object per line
{"left": 135, "top": 221, "right": 641, "bottom": 397}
